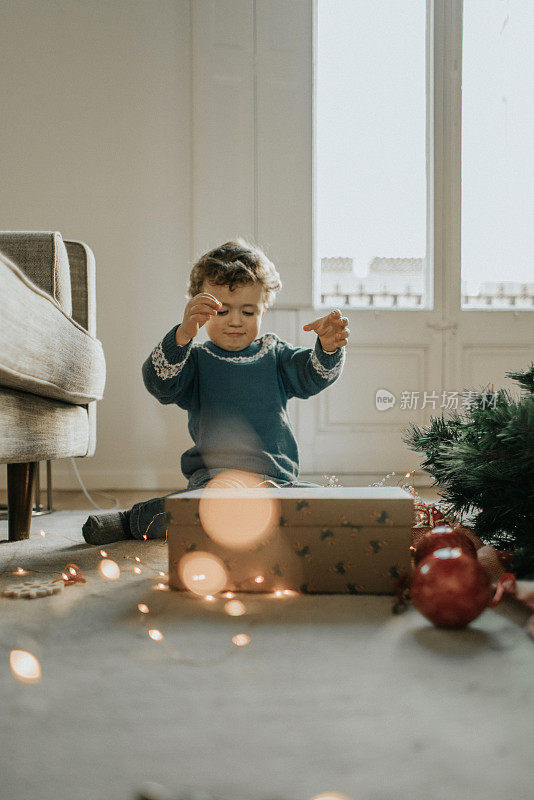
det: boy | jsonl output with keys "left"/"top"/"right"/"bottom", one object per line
{"left": 82, "top": 238, "right": 350, "bottom": 544}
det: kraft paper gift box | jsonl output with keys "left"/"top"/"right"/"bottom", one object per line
{"left": 165, "top": 486, "right": 415, "bottom": 595}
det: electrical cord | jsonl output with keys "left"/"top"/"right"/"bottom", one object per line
{"left": 68, "top": 457, "right": 120, "bottom": 511}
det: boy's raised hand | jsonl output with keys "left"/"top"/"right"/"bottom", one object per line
{"left": 302, "top": 309, "right": 350, "bottom": 352}
{"left": 175, "top": 292, "right": 222, "bottom": 345}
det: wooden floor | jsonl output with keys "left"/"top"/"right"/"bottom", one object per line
{"left": 0, "top": 486, "right": 442, "bottom": 512}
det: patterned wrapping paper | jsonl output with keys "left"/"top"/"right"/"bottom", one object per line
{"left": 166, "top": 487, "right": 415, "bottom": 595}
{"left": 166, "top": 487, "right": 414, "bottom": 526}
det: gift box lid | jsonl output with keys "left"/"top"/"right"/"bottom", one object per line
{"left": 165, "top": 486, "right": 415, "bottom": 528}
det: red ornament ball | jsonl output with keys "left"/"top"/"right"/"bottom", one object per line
{"left": 412, "top": 524, "right": 478, "bottom": 566}
{"left": 411, "top": 546, "right": 494, "bottom": 629}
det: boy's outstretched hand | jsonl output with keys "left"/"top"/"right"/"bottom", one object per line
{"left": 302, "top": 309, "right": 350, "bottom": 352}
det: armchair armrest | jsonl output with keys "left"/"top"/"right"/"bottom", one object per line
{"left": 63, "top": 239, "right": 99, "bottom": 457}
{"left": 63, "top": 239, "right": 97, "bottom": 336}
{"left": 0, "top": 230, "right": 72, "bottom": 317}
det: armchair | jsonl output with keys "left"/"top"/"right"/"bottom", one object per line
{"left": 0, "top": 231, "right": 106, "bottom": 541}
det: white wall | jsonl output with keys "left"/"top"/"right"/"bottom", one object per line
{"left": 0, "top": 0, "right": 318, "bottom": 492}
{"left": 0, "top": 0, "right": 194, "bottom": 490}
{"left": 4, "top": 1, "right": 494, "bottom": 493}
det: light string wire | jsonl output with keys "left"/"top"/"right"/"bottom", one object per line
{"left": 68, "top": 456, "right": 120, "bottom": 511}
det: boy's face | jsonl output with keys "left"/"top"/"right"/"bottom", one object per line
{"left": 201, "top": 280, "right": 266, "bottom": 351}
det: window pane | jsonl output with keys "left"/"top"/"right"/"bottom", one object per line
{"left": 462, "top": 0, "right": 534, "bottom": 310}
{"left": 316, "top": 0, "right": 427, "bottom": 309}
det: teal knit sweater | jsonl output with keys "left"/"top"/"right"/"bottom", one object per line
{"left": 142, "top": 324, "right": 345, "bottom": 483}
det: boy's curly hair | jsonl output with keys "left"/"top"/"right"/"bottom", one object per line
{"left": 186, "top": 237, "right": 282, "bottom": 309}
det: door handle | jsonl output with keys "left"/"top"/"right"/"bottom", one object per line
{"left": 425, "top": 319, "right": 458, "bottom": 332}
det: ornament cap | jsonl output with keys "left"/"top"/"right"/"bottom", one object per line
{"left": 431, "top": 524, "right": 454, "bottom": 534}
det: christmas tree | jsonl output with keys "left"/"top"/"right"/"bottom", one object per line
{"left": 401, "top": 363, "right": 534, "bottom": 579}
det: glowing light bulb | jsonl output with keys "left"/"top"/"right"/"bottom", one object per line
{"left": 148, "top": 629, "right": 163, "bottom": 641}
{"left": 98, "top": 559, "right": 120, "bottom": 581}
{"left": 100, "top": 550, "right": 107, "bottom": 557}
{"left": 39, "top": 530, "right": 46, "bottom": 537}
{"left": 274, "top": 590, "right": 283, "bottom": 597}
{"left": 255, "top": 576, "right": 264, "bottom": 584}
{"left": 224, "top": 592, "right": 234, "bottom": 598}
{"left": 204, "top": 595, "right": 215, "bottom": 601}
{"left": 9, "top": 650, "right": 41, "bottom": 682}
{"left": 135, "top": 557, "right": 141, "bottom": 562}
{"left": 134, "top": 567, "right": 141, "bottom": 574}
{"left": 137, "top": 603, "right": 149, "bottom": 614}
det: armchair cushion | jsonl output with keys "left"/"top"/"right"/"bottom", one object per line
{"left": 0, "top": 387, "right": 90, "bottom": 463}
{"left": 0, "top": 248, "right": 105, "bottom": 405}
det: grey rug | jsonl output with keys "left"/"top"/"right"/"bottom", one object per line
{"left": 1, "top": 510, "right": 533, "bottom": 800}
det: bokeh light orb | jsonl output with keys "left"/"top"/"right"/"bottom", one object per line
{"left": 98, "top": 559, "right": 120, "bottom": 581}
{"left": 232, "top": 633, "right": 250, "bottom": 646}
{"left": 199, "top": 469, "right": 281, "bottom": 551}
{"left": 178, "top": 551, "right": 228, "bottom": 596}
{"left": 9, "top": 650, "right": 41, "bottom": 683}
{"left": 225, "top": 599, "right": 246, "bottom": 617}
{"left": 310, "top": 793, "right": 354, "bottom": 800}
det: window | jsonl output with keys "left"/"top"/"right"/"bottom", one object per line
{"left": 315, "top": 0, "right": 427, "bottom": 309}
{"left": 461, "top": 0, "right": 534, "bottom": 310}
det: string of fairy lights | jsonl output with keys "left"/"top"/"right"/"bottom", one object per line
{"left": 4, "top": 470, "right": 434, "bottom": 683}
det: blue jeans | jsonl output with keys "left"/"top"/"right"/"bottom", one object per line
{"left": 128, "top": 468, "right": 322, "bottom": 540}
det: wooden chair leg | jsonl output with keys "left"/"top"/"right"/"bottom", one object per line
{"left": 7, "top": 462, "right": 38, "bottom": 542}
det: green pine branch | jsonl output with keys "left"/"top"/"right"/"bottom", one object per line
{"left": 401, "top": 364, "right": 534, "bottom": 578}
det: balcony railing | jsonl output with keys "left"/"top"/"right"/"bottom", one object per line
{"left": 321, "top": 290, "right": 534, "bottom": 309}
{"left": 321, "top": 291, "right": 423, "bottom": 307}
{"left": 462, "top": 293, "right": 534, "bottom": 308}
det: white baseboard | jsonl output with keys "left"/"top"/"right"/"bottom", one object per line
{"left": 0, "top": 462, "right": 436, "bottom": 492}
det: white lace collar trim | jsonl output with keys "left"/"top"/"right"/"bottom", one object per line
{"left": 196, "top": 333, "right": 279, "bottom": 363}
